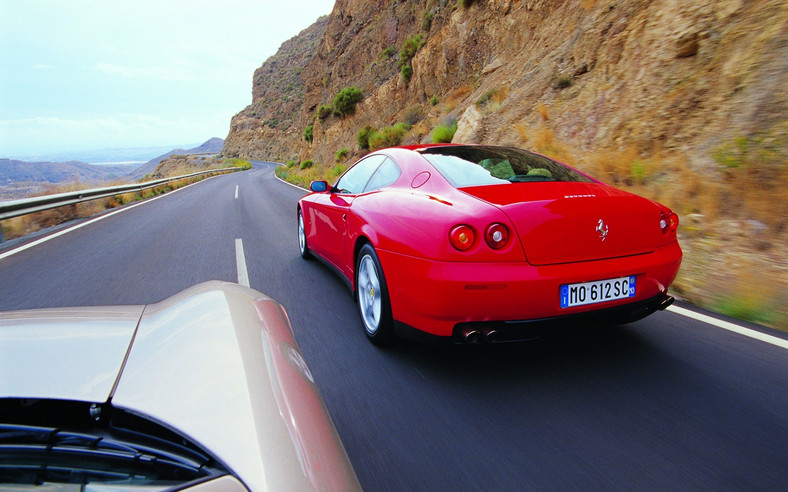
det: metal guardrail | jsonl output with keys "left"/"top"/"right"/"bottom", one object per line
{"left": 0, "top": 167, "right": 243, "bottom": 242}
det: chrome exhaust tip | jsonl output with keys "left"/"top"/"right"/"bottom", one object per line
{"left": 460, "top": 327, "right": 482, "bottom": 344}
{"left": 482, "top": 327, "right": 499, "bottom": 343}
{"left": 658, "top": 294, "right": 675, "bottom": 311}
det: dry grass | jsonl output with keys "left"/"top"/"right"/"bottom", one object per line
{"left": 443, "top": 83, "right": 476, "bottom": 110}
{"left": 537, "top": 102, "right": 550, "bottom": 121}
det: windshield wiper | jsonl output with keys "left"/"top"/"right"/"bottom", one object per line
{"left": 0, "top": 423, "right": 214, "bottom": 484}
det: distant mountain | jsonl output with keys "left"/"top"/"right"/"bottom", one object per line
{"left": 128, "top": 137, "right": 223, "bottom": 179}
{"left": 0, "top": 138, "right": 223, "bottom": 201}
{"left": 0, "top": 159, "right": 140, "bottom": 201}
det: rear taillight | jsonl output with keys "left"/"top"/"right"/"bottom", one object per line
{"left": 449, "top": 225, "right": 476, "bottom": 251}
{"left": 485, "top": 223, "right": 510, "bottom": 249}
{"left": 660, "top": 211, "right": 679, "bottom": 234}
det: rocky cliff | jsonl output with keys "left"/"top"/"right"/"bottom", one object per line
{"left": 224, "top": 0, "right": 786, "bottom": 170}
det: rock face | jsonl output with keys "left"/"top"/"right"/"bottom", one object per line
{"left": 222, "top": 15, "right": 330, "bottom": 161}
{"left": 222, "top": 0, "right": 786, "bottom": 171}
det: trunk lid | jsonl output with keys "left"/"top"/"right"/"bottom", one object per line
{"left": 462, "top": 182, "right": 664, "bottom": 265}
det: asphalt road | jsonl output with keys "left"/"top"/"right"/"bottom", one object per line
{"left": 1, "top": 162, "right": 786, "bottom": 491}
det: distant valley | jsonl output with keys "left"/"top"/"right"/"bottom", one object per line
{"left": 0, "top": 138, "right": 223, "bottom": 201}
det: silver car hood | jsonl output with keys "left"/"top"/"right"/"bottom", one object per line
{"left": 0, "top": 304, "right": 143, "bottom": 402}
{"left": 0, "top": 281, "right": 360, "bottom": 492}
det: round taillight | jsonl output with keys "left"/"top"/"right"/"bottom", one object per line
{"left": 450, "top": 225, "right": 476, "bottom": 251}
{"left": 485, "top": 223, "right": 510, "bottom": 249}
{"left": 660, "top": 211, "right": 679, "bottom": 233}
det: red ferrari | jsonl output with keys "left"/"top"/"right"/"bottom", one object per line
{"left": 297, "top": 144, "right": 682, "bottom": 344}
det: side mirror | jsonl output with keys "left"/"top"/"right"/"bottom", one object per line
{"left": 309, "top": 180, "right": 329, "bottom": 193}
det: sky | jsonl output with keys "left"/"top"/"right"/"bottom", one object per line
{"left": 0, "top": 0, "right": 335, "bottom": 161}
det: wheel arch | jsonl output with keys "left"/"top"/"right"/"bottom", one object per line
{"left": 351, "top": 235, "right": 373, "bottom": 297}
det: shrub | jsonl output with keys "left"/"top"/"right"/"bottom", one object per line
{"left": 333, "top": 86, "right": 364, "bottom": 116}
{"left": 329, "top": 164, "right": 348, "bottom": 180}
{"left": 316, "top": 104, "right": 333, "bottom": 120}
{"left": 430, "top": 94, "right": 439, "bottom": 106}
{"left": 302, "top": 124, "right": 313, "bottom": 143}
{"left": 422, "top": 11, "right": 435, "bottom": 31}
{"left": 401, "top": 65, "right": 413, "bottom": 82}
{"left": 300, "top": 159, "right": 314, "bottom": 170}
{"left": 553, "top": 75, "right": 572, "bottom": 90}
{"left": 432, "top": 122, "right": 457, "bottom": 143}
{"left": 475, "top": 87, "right": 509, "bottom": 114}
{"left": 476, "top": 88, "right": 504, "bottom": 107}
{"left": 380, "top": 46, "right": 396, "bottom": 59}
{"left": 399, "top": 33, "right": 424, "bottom": 69}
{"left": 335, "top": 147, "right": 350, "bottom": 161}
{"left": 368, "top": 122, "right": 411, "bottom": 150}
{"left": 357, "top": 125, "right": 376, "bottom": 150}
{"left": 403, "top": 105, "right": 425, "bottom": 126}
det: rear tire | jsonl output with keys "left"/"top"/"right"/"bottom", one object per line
{"left": 356, "top": 243, "right": 394, "bottom": 344}
{"left": 298, "top": 209, "right": 312, "bottom": 260}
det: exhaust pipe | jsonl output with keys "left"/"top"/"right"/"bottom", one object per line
{"left": 657, "top": 294, "right": 675, "bottom": 311}
{"left": 460, "top": 327, "right": 482, "bottom": 344}
{"left": 482, "top": 327, "right": 499, "bottom": 343}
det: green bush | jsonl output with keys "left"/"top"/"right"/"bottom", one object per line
{"left": 380, "top": 46, "right": 396, "bottom": 59}
{"left": 316, "top": 104, "right": 333, "bottom": 120}
{"left": 553, "top": 75, "right": 572, "bottom": 90}
{"left": 300, "top": 159, "right": 314, "bottom": 170}
{"left": 333, "top": 87, "right": 364, "bottom": 116}
{"left": 401, "top": 65, "right": 413, "bottom": 82}
{"left": 399, "top": 34, "right": 424, "bottom": 68}
{"left": 368, "top": 123, "right": 411, "bottom": 150}
{"left": 357, "top": 125, "right": 376, "bottom": 150}
{"left": 335, "top": 147, "right": 349, "bottom": 161}
{"left": 302, "top": 124, "right": 313, "bottom": 143}
{"left": 422, "top": 11, "right": 435, "bottom": 31}
{"left": 430, "top": 95, "right": 439, "bottom": 106}
{"left": 432, "top": 122, "right": 457, "bottom": 143}
{"left": 329, "top": 164, "right": 348, "bottom": 180}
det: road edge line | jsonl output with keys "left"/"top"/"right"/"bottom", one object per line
{"left": 668, "top": 305, "right": 788, "bottom": 350}
{"left": 0, "top": 177, "right": 211, "bottom": 261}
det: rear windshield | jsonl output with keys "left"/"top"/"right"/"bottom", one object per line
{"left": 418, "top": 145, "right": 593, "bottom": 187}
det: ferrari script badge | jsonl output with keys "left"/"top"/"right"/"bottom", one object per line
{"left": 596, "top": 219, "right": 609, "bottom": 241}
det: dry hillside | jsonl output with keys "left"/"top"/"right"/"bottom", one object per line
{"left": 223, "top": 0, "right": 788, "bottom": 329}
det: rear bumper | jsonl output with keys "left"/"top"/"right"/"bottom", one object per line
{"left": 393, "top": 293, "right": 674, "bottom": 344}
{"left": 378, "top": 241, "right": 682, "bottom": 339}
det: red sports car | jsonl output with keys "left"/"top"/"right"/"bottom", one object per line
{"left": 297, "top": 144, "right": 681, "bottom": 344}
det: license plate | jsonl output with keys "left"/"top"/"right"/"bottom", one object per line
{"left": 560, "top": 276, "right": 636, "bottom": 308}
